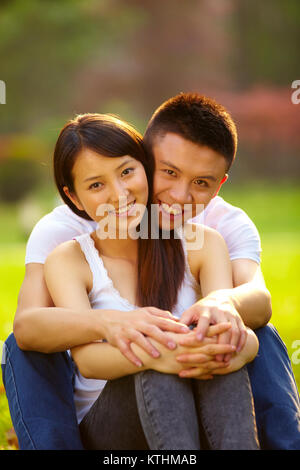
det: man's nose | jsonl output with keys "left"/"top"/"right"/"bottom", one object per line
{"left": 169, "top": 182, "right": 192, "bottom": 205}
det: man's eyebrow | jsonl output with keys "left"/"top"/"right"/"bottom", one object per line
{"left": 83, "top": 158, "right": 135, "bottom": 182}
{"left": 159, "top": 160, "right": 182, "bottom": 172}
{"left": 159, "top": 160, "right": 217, "bottom": 181}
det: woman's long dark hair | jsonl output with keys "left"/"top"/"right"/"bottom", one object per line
{"left": 53, "top": 113, "right": 185, "bottom": 311}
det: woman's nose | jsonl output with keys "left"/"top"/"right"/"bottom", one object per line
{"left": 109, "top": 180, "right": 130, "bottom": 204}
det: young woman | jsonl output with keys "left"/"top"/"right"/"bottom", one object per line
{"left": 44, "top": 113, "right": 259, "bottom": 450}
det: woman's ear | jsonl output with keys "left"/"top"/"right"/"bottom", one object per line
{"left": 63, "top": 186, "right": 84, "bottom": 211}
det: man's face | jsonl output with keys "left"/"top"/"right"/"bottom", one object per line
{"left": 152, "top": 133, "right": 228, "bottom": 230}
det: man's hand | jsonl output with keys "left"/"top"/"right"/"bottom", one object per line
{"left": 179, "top": 294, "right": 247, "bottom": 361}
{"left": 101, "top": 307, "right": 190, "bottom": 367}
{"left": 147, "top": 323, "right": 235, "bottom": 379}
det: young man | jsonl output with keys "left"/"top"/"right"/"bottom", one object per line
{"left": 2, "top": 93, "right": 300, "bottom": 449}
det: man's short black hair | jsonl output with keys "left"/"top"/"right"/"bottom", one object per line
{"left": 144, "top": 92, "right": 238, "bottom": 171}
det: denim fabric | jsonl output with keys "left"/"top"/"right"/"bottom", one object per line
{"left": 1, "top": 333, "right": 84, "bottom": 450}
{"left": 135, "top": 367, "right": 259, "bottom": 450}
{"left": 2, "top": 324, "right": 300, "bottom": 450}
{"left": 247, "top": 324, "right": 300, "bottom": 450}
{"left": 80, "top": 367, "right": 258, "bottom": 450}
{"left": 79, "top": 375, "right": 149, "bottom": 450}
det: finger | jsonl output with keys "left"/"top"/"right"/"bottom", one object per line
{"left": 151, "top": 316, "right": 190, "bottom": 334}
{"left": 126, "top": 329, "right": 163, "bottom": 358}
{"left": 176, "top": 332, "right": 216, "bottom": 347}
{"left": 179, "top": 362, "right": 229, "bottom": 378}
{"left": 236, "top": 325, "right": 248, "bottom": 353}
{"left": 146, "top": 307, "right": 178, "bottom": 320}
{"left": 195, "top": 309, "right": 211, "bottom": 341}
{"left": 179, "top": 307, "right": 196, "bottom": 326}
{"left": 202, "top": 343, "right": 236, "bottom": 357}
{"left": 116, "top": 338, "right": 144, "bottom": 368}
{"left": 206, "top": 322, "right": 232, "bottom": 338}
{"left": 141, "top": 324, "right": 178, "bottom": 350}
{"left": 176, "top": 344, "right": 236, "bottom": 365}
{"left": 223, "top": 319, "right": 240, "bottom": 362}
{"left": 216, "top": 320, "right": 232, "bottom": 362}
{"left": 176, "top": 352, "right": 213, "bottom": 364}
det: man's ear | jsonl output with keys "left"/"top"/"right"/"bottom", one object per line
{"left": 63, "top": 186, "right": 84, "bottom": 211}
{"left": 213, "top": 174, "right": 228, "bottom": 198}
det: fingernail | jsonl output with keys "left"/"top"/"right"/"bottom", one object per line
{"left": 181, "top": 326, "right": 189, "bottom": 332}
{"left": 135, "top": 361, "right": 143, "bottom": 367}
{"left": 152, "top": 350, "right": 160, "bottom": 358}
{"left": 168, "top": 341, "right": 177, "bottom": 349}
{"left": 197, "top": 333, "right": 203, "bottom": 341}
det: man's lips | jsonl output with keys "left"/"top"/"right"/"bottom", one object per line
{"left": 157, "top": 200, "right": 184, "bottom": 218}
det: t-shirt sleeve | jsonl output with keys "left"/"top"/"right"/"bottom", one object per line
{"left": 25, "top": 217, "right": 79, "bottom": 264}
{"left": 216, "top": 210, "right": 262, "bottom": 264}
{"left": 25, "top": 205, "right": 96, "bottom": 264}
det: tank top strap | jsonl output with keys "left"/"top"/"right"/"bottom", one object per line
{"left": 175, "top": 226, "right": 199, "bottom": 289}
{"left": 73, "top": 233, "right": 110, "bottom": 294}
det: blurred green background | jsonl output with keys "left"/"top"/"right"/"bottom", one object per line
{"left": 0, "top": 0, "right": 299, "bottom": 449}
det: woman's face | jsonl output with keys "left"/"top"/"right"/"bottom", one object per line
{"left": 64, "top": 148, "right": 149, "bottom": 237}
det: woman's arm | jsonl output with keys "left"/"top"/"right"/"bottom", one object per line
{"left": 73, "top": 323, "right": 236, "bottom": 380}
{"left": 42, "top": 240, "right": 192, "bottom": 374}
{"left": 14, "top": 244, "right": 188, "bottom": 365}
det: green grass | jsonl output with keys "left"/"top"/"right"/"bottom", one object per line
{"left": 0, "top": 182, "right": 299, "bottom": 448}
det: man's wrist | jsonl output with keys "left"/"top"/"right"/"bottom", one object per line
{"left": 205, "top": 289, "right": 239, "bottom": 310}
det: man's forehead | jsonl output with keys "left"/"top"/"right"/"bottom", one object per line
{"left": 152, "top": 133, "right": 227, "bottom": 178}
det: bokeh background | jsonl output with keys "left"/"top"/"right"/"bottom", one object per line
{"left": 0, "top": 0, "right": 299, "bottom": 448}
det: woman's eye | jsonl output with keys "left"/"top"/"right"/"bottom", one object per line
{"left": 121, "top": 167, "right": 134, "bottom": 176}
{"left": 89, "top": 182, "right": 103, "bottom": 190}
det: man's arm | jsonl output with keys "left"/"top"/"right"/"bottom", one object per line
{"left": 207, "top": 259, "right": 272, "bottom": 330}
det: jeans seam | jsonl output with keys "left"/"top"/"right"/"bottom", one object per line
{"left": 140, "top": 373, "right": 165, "bottom": 450}
{"left": 197, "top": 394, "right": 217, "bottom": 450}
{"left": 5, "top": 344, "right": 36, "bottom": 450}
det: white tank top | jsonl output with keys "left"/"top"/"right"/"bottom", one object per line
{"left": 73, "top": 233, "right": 201, "bottom": 423}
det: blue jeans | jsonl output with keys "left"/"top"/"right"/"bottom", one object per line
{"left": 2, "top": 324, "right": 300, "bottom": 450}
{"left": 1, "top": 336, "right": 83, "bottom": 450}
{"left": 247, "top": 324, "right": 300, "bottom": 449}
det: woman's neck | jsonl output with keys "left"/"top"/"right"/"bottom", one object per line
{"left": 91, "top": 232, "right": 138, "bottom": 263}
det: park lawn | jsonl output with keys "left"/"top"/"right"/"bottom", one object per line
{"left": 0, "top": 183, "right": 299, "bottom": 448}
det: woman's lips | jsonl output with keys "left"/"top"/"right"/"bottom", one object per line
{"left": 109, "top": 200, "right": 136, "bottom": 217}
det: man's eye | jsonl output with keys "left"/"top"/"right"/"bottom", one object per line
{"left": 194, "top": 179, "right": 208, "bottom": 187}
{"left": 163, "top": 169, "right": 176, "bottom": 176}
{"left": 121, "top": 167, "right": 134, "bottom": 176}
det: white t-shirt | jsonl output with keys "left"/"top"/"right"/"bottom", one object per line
{"left": 25, "top": 196, "right": 261, "bottom": 265}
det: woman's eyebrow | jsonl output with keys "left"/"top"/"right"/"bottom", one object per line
{"left": 83, "top": 159, "right": 135, "bottom": 182}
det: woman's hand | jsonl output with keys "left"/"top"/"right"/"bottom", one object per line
{"left": 100, "top": 307, "right": 190, "bottom": 367}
